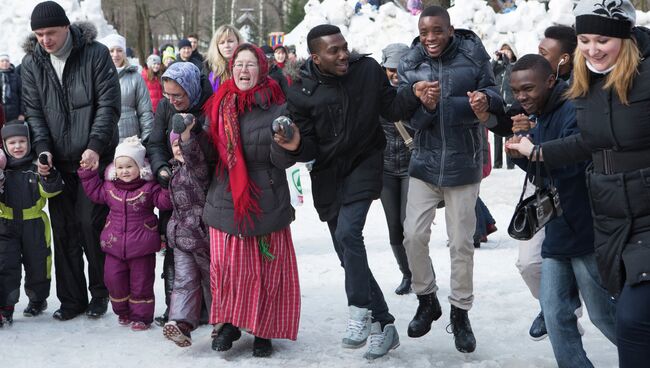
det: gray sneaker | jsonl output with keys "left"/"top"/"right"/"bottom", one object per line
{"left": 342, "top": 306, "right": 372, "bottom": 348}
{"left": 364, "top": 322, "right": 400, "bottom": 360}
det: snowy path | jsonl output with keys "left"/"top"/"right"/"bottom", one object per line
{"left": 4, "top": 168, "right": 618, "bottom": 368}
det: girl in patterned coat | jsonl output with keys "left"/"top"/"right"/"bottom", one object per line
{"left": 78, "top": 136, "right": 172, "bottom": 330}
{"left": 162, "top": 119, "right": 212, "bottom": 347}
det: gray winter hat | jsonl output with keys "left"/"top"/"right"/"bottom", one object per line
{"left": 574, "top": 0, "right": 636, "bottom": 38}
{"left": 381, "top": 43, "right": 409, "bottom": 69}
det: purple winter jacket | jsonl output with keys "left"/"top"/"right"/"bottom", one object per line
{"left": 167, "top": 132, "right": 210, "bottom": 252}
{"left": 78, "top": 167, "right": 173, "bottom": 260}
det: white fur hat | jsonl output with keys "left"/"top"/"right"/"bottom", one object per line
{"left": 113, "top": 136, "right": 151, "bottom": 180}
{"left": 100, "top": 33, "right": 126, "bottom": 51}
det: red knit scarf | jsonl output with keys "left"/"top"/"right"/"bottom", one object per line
{"left": 205, "top": 72, "right": 285, "bottom": 232}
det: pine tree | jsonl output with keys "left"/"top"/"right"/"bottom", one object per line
{"left": 285, "top": 0, "right": 308, "bottom": 32}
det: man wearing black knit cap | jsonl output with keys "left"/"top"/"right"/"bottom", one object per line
{"left": 277, "top": 24, "right": 436, "bottom": 360}
{"left": 21, "top": 1, "right": 120, "bottom": 321}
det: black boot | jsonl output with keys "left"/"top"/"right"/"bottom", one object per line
{"left": 212, "top": 323, "right": 242, "bottom": 351}
{"left": 23, "top": 300, "right": 48, "bottom": 317}
{"left": 448, "top": 305, "right": 476, "bottom": 353}
{"left": 0, "top": 306, "right": 14, "bottom": 327}
{"left": 407, "top": 292, "right": 442, "bottom": 338}
{"left": 86, "top": 297, "right": 109, "bottom": 319}
{"left": 253, "top": 337, "right": 273, "bottom": 357}
{"left": 391, "top": 244, "right": 412, "bottom": 295}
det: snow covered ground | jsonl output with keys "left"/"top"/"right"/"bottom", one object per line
{"left": 4, "top": 167, "right": 617, "bottom": 368}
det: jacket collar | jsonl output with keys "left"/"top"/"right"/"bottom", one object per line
{"left": 538, "top": 80, "right": 569, "bottom": 120}
{"left": 298, "top": 53, "right": 366, "bottom": 96}
{"left": 23, "top": 22, "right": 98, "bottom": 58}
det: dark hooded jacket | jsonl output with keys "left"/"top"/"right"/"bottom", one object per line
{"left": 21, "top": 22, "right": 121, "bottom": 173}
{"left": 286, "top": 54, "right": 421, "bottom": 221}
{"left": 540, "top": 27, "right": 650, "bottom": 295}
{"left": 398, "top": 30, "right": 503, "bottom": 188}
{"left": 511, "top": 81, "right": 594, "bottom": 259}
{"left": 0, "top": 64, "right": 24, "bottom": 121}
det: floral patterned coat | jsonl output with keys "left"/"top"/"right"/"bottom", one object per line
{"left": 78, "top": 167, "right": 172, "bottom": 260}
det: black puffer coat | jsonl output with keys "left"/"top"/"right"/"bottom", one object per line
{"left": 541, "top": 27, "right": 650, "bottom": 295}
{"left": 287, "top": 55, "right": 420, "bottom": 221}
{"left": 381, "top": 114, "right": 413, "bottom": 177}
{"left": 398, "top": 30, "right": 502, "bottom": 188}
{"left": 21, "top": 22, "right": 121, "bottom": 172}
{"left": 203, "top": 102, "right": 295, "bottom": 237}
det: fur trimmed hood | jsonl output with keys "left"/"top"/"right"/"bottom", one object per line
{"left": 22, "top": 21, "right": 98, "bottom": 55}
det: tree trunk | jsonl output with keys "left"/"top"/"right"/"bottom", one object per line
{"left": 135, "top": 0, "right": 152, "bottom": 65}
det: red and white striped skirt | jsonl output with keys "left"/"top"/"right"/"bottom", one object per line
{"left": 209, "top": 226, "right": 301, "bottom": 340}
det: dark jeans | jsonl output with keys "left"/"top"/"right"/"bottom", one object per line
{"left": 493, "top": 133, "right": 514, "bottom": 169}
{"left": 327, "top": 199, "right": 394, "bottom": 324}
{"left": 617, "top": 281, "right": 650, "bottom": 368}
{"left": 379, "top": 174, "right": 409, "bottom": 246}
{"left": 49, "top": 172, "right": 109, "bottom": 313}
{"left": 474, "top": 196, "right": 495, "bottom": 240}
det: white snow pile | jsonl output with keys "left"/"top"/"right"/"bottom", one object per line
{"left": 285, "top": 0, "right": 650, "bottom": 61}
{"left": 0, "top": 0, "right": 116, "bottom": 63}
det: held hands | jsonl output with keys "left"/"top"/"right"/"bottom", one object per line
{"left": 38, "top": 151, "right": 53, "bottom": 176}
{"left": 506, "top": 136, "right": 535, "bottom": 159}
{"left": 511, "top": 114, "right": 533, "bottom": 134}
{"left": 80, "top": 149, "right": 100, "bottom": 171}
{"left": 413, "top": 81, "right": 440, "bottom": 111}
{"left": 467, "top": 91, "right": 489, "bottom": 122}
{"left": 274, "top": 122, "right": 301, "bottom": 152}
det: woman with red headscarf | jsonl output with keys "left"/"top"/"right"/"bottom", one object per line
{"left": 203, "top": 43, "right": 300, "bottom": 358}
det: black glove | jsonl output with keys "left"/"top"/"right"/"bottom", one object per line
{"left": 157, "top": 166, "right": 172, "bottom": 188}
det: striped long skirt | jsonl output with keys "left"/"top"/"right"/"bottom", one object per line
{"left": 209, "top": 226, "right": 301, "bottom": 340}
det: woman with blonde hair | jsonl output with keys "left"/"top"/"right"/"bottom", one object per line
{"left": 204, "top": 25, "right": 242, "bottom": 92}
{"left": 507, "top": 1, "right": 650, "bottom": 366}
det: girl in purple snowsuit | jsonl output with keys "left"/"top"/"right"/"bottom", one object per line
{"left": 78, "top": 136, "right": 172, "bottom": 331}
{"left": 162, "top": 118, "right": 211, "bottom": 347}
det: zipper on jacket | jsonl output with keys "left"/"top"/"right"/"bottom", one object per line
{"left": 437, "top": 58, "right": 446, "bottom": 187}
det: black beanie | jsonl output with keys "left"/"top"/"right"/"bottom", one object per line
{"left": 31, "top": 1, "right": 70, "bottom": 31}
{"left": 178, "top": 38, "right": 192, "bottom": 50}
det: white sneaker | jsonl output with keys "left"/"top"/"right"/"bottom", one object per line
{"left": 342, "top": 306, "right": 372, "bottom": 348}
{"left": 364, "top": 322, "right": 400, "bottom": 360}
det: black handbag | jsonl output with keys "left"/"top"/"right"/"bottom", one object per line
{"left": 508, "top": 146, "right": 563, "bottom": 240}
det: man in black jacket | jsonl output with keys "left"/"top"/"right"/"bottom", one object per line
{"left": 279, "top": 24, "right": 435, "bottom": 360}
{"left": 398, "top": 6, "right": 503, "bottom": 354}
{"left": 21, "top": 1, "right": 121, "bottom": 321}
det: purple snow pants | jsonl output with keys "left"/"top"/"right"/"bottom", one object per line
{"left": 169, "top": 247, "right": 211, "bottom": 329}
{"left": 104, "top": 254, "right": 156, "bottom": 324}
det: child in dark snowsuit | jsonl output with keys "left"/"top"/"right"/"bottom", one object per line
{"left": 78, "top": 136, "right": 172, "bottom": 330}
{"left": 162, "top": 118, "right": 211, "bottom": 347}
{"left": 0, "top": 121, "right": 63, "bottom": 327}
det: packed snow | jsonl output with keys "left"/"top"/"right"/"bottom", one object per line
{"left": 3, "top": 169, "right": 618, "bottom": 368}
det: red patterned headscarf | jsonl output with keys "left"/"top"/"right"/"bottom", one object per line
{"left": 204, "top": 44, "right": 285, "bottom": 232}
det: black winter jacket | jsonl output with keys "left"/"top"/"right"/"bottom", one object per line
{"left": 0, "top": 64, "right": 24, "bottom": 121}
{"left": 146, "top": 74, "right": 213, "bottom": 177}
{"left": 21, "top": 22, "right": 121, "bottom": 173}
{"left": 286, "top": 54, "right": 421, "bottom": 221}
{"left": 541, "top": 27, "right": 650, "bottom": 295}
{"left": 381, "top": 114, "right": 413, "bottom": 177}
{"left": 399, "top": 31, "right": 502, "bottom": 188}
{"left": 512, "top": 81, "right": 594, "bottom": 259}
{"left": 203, "top": 102, "right": 295, "bottom": 236}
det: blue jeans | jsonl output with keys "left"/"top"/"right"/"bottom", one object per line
{"left": 540, "top": 253, "right": 617, "bottom": 368}
{"left": 327, "top": 199, "right": 394, "bottom": 324}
